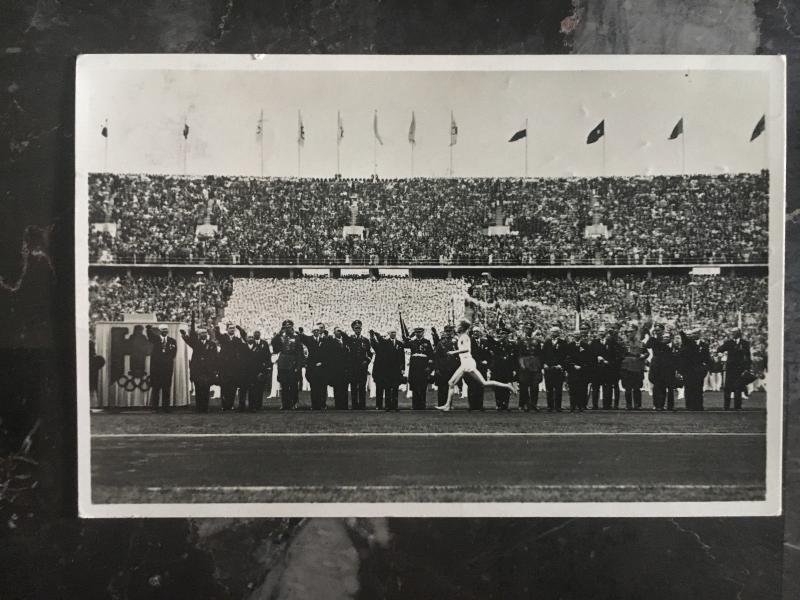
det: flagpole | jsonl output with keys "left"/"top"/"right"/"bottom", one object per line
{"left": 449, "top": 144, "right": 453, "bottom": 177}
{"left": 297, "top": 141, "right": 301, "bottom": 177}
{"left": 410, "top": 143, "right": 414, "bottom": 177}
{"left": 681, "top": 115, "right": 686, "bottom": 175}
{"left": 103, "top": 118, "right": 108, "bottom": 171}
{"left": 259, "top": 109, "right": 264, "bottom": 178}
{"left": 601, "top": 127, "right": 606, "bottom": 176}
{"left": 373, "top": 134, "right": 377, "bottom": 177}
{"left": 524, "top": 118, "right": 529, "bottom": 178}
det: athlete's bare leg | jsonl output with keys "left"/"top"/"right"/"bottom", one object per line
{"left": 467, "top": 369, "right": 516, "bottom": 393}
{"left": 437, "top": 365, "right": 466, "bottom": 411}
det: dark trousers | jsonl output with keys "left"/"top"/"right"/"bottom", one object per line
{"left": 194, "top": 381, "right": 211, "bottom": 413}
{"left": 518, "top": 376, "right": 540, "bottom": 410}
{"left": 723, "top": 386, "right": 743, "bottom": 410}
{"left": 410, "top": 380, "right": 427, "bottom": 410}
{"left": 150, "top": 377, "right": 172, "bottom": 410}
{"left": 245, "top": 381, "right": 266, "bottom": 411}
{"left": 494, "top": 388, "right": 511, "bottom": 410}
{"left": 591, "top": 379, "right": 613, "bottom": 409}
{"left": 568, "top": 373, "right": 589, "bottom": 411}
{"left": 466, "top": 371, "right": 485, "bottom": 410}
{"left": 278, "top": 371, "right": 298, "bottom": 409}
{"left": 376, "top": 383, "right": 399, "bottom": 410}
{"left": 220, "top": 380, "right": 240, "bottom": 411}
{"left": 332, "top": 381, "right": 349, "bottom": 409}
{"left": 624, "top": 388, "right": 642, "bottom": 409}
{"left": 349, "top": 373, "right": 368, "bottom": 409}
{"left": 611, "top": 375, "right": 621, "bottom": 408}
{"left": 436, "top": 379, "right": 450, "bottom": 407}
{"left": 684, "top": 375, "right": 705, "bottom": 411}
{"left": 544, "top": 368, "right": 564, "bottom": 411}
{"left": 652, "top": 383, "right": 674, "bottom": 410}
{"left": 307, "top": 367, "right": 327, "bottom": 410}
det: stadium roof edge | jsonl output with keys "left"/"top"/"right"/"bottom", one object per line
{"left": 88, "top": 263, "right": 768, "bottom": 270}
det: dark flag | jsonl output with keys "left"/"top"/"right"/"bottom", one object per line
{"left": 182, "top": 123, "right": 190, "bottom": 140}
{"left": 101, "top": 124, "right": 108, "bottom": 138}
{"left": 586, "top": 120, "right": 604, "bottom": 144}
{"left": 508, "top": 128, "right": 527, "bottom": 142}
{"left": 750, "top": 114, "right": 766, "bottom": 141}
{"left": 669, "top": 117, "right": 683, "bottom": 140}
{"left": 399, "top": 310, "right": 410, "bottom": 340}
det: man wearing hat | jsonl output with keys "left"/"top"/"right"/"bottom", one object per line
{"left": 645, "top": 324, "right": 677, "bottom": 411}
{"left": 541, "top": 326, "right": 567, "bottom": 412}
{"left": 516, "top": 324, "right": 543, "bottom": 412}
{"left": 590, "top": 327, "right": 617, "bottom": 410}
{"left": 402, "top": 326, "right": 434, "bottom": 410}
{"left": 145, "top": 323, "right": 178, "bottom": 412}
{"left": 271, "top": 319, "right": 304, "bottom": 410}
{"left": 619, "top": 321, "right": 648, "bottom": 410}
{"left": 489, "top": 326, "right": 517, "bottom": 411}
{"left": 369, "top": 328, "right": 406, "bottom": 411}
{"left": 678, "top": 327, "right": 712, "bottom": 411}
{"left": 565, "top": 327, "right": 593, "bottom": 412}
{"left": 433, "top": 325, "right": 460, "bottom": 408}
{"left": 323, "top": 327, "right": 351, "bottom": 410}
{"left": 466, "top": 325, "right": 491, "bottom": 411}
{"left": 180, "top": 312, "right": 218, "bottom": 413}
{"left": 240, "top": 326, "right": 273, "bottom": 411}
{"left": 342, "top": 319, "right": 373, "bottom": 410}
{"left": 717, "top": 327, "right": 752, "bottom": 410}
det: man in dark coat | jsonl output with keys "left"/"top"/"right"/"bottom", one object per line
{"left": 180, "top": 314, "right": 218, "bottom": 413}
{"left": 564, "top": 328, "right": 593, "bottom": 412}
{"left": 433, "top": 325, "right": 460, "bottom": 408}
{"left": 717, "top": 328, "right": 752, "bottom": 410}
{"left": 541, "top": 326, "right": 567, "bottom": 412}
{"left": 645, "top": 325, "right": 677, "bottom": 411}
{"left": 403, "top": 327, "right": 434, "bottom": 410}
{"left": 298, "top": 323, "right": 329, "bottom": 410}
{"left": 323, "top": 327, "right": 350, "bottom": 409}
{"left": 271, "top": 320, "right": 304, "bottom": 410}
{"left": 516, "top": 324, "right": 543, "bottom": 412}
{"left": 466, "top": 326, "right": 491, "bottom": 411}
{"left": 489, "top": 327, "right": 517, "bottom": 410}
{"left": 215, "top": 322, "right": 248, "bottom": 411}
{"left": 590, "top": 327, "right": 617, "bottom": 409}
{"left": 678, "top": 328, "right": 712, "bottom": 411}
{"left": 239, "top": 326, "right": 272, "bottom": 411}
{"left": 89, "top": 340, "right": 106, "bottom": 406}
{"left": 619, "top": 322, "right": 648, "bottom": 410}
{"left": 145, "top": 324, "right": 178, "bottom": 412}
{"left": 370, "top": 328, "right": 406, "bottom": 411}
{"left": 342, "top": 320, "right": 373, "bottom": 410}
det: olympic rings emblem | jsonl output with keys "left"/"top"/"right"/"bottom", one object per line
{"left": 115, "top": 372, "right": 152, "bottom": 392}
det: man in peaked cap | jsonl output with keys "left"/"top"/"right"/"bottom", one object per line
{"left": 342, "top": 319, "right": 373, "bottom": 409}
{"left": 541, "top": 326, "right": 567, "bottom": 412}
{"left": 403, "top": 326, "right": 434, "bottom": 410}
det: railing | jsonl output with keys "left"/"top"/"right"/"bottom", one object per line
{"left": 88, "top": 255, "right": 770, "bottom": 268}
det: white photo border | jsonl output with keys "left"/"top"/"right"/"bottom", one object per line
{"left": 75, "top": 54, "right": 786, "bottom": 518}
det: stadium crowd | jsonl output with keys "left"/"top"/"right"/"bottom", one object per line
{"left": 88, "top": 172, "right": 769, "bottom": 265}
{"left": 88, "top": 272, "right": 767, "bottom": 413}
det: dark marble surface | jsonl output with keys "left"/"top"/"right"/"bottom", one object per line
{"left": 0, "top": 1, "right": 798, "bottom": 598}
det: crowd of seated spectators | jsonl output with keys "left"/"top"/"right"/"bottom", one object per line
{"left": 87, "top": 172, "right": 769, "bottom": 265}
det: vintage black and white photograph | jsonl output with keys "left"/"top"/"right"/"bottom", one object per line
{"left": 75, "top": 55, "right": 784, "bottom": 517}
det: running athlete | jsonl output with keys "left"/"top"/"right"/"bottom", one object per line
{"left": 436, "top": 320, "right": 516, "bottom": 411}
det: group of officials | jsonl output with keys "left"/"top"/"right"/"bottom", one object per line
{"left": 140, "top": 312, "right": 754, "bottom": 413}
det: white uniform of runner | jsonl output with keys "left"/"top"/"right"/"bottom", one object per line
{"left": 458, "top": 333, "right": 477, "bottom": 373}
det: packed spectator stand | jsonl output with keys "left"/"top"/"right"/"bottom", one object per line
{"left": 88, "top": 172, "right": 769, "bottom": 266}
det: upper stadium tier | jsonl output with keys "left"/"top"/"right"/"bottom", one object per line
{"left": 88, "top": 172, "right": 769, "bottom": 267}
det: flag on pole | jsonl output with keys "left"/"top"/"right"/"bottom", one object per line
{"left": 750, "top": 114, "right": 766, "bottom": 141}
{"left": 399, "top": 310, "right": 410, "bottom": 340}
{"left": 297, "top": 110, "right": 305, "bottom": 146}
{"left": 408, "top": 111, "right": 416, "bottom": 145}
{"left": 373, "top": 110, "right": 383, "bottom": 145}
{"left": 337, "top": 110, "right": 344, "bottom": 144}
{"left": 586, "top": 120, "right": 604, "bottom": 144}
{"left": 508, "top": 127, "right": 527, "bottom": 142}
{"left": 449, "top": 112, "right": 458, "bottom": 146}
{"left": 668, "top": 117, "right": 684, "bottom": 140}
{"left": 101, "top": 122, "right": 108, "bottom": 138}
{"left": 182, "top": 122, "right": 190, "bottom": 140}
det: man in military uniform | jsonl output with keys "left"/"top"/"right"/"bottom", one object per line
{"left": 343, "top": 319, "right": 373, "bottom": 410}
{"left": 466, "top": 325, "right": 491, "bottom": 411}
{"left": 298, "top": 323, "right": 329, "bottom": 410}
{"left": 516, "top": 324, "right": 543, "bottom": 412}
{"left": 619, "top": 322, "right": 648, "bottom": 410}
{"left": 215, "top": 322, "right": 248, "bottom": 411}
{"left": 541, "top": 326, "right": 567, "bottom": 412}
{"left": 271, "top": 319, "right": 304, "bottom": 410}
{"left": 180, "top": 313, "right": 218, "bottom": 413}
{"left": 145, "top": 324, "right": 178, "bottom": 412}
{"left": 403, "top": 326, "right": 434, "bottom": 410}
{"left": 489, "top": 327, "right": 517, "bottom": 411}
{"left": 565, "top": 327, "right": 593, "bottom": 412}
{"left": 433, "top": 325, "right": 460, "bottom": 408}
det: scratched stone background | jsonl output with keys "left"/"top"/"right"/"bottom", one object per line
{"left": 0, "top": 0, "right": 798, "bottom": 598}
